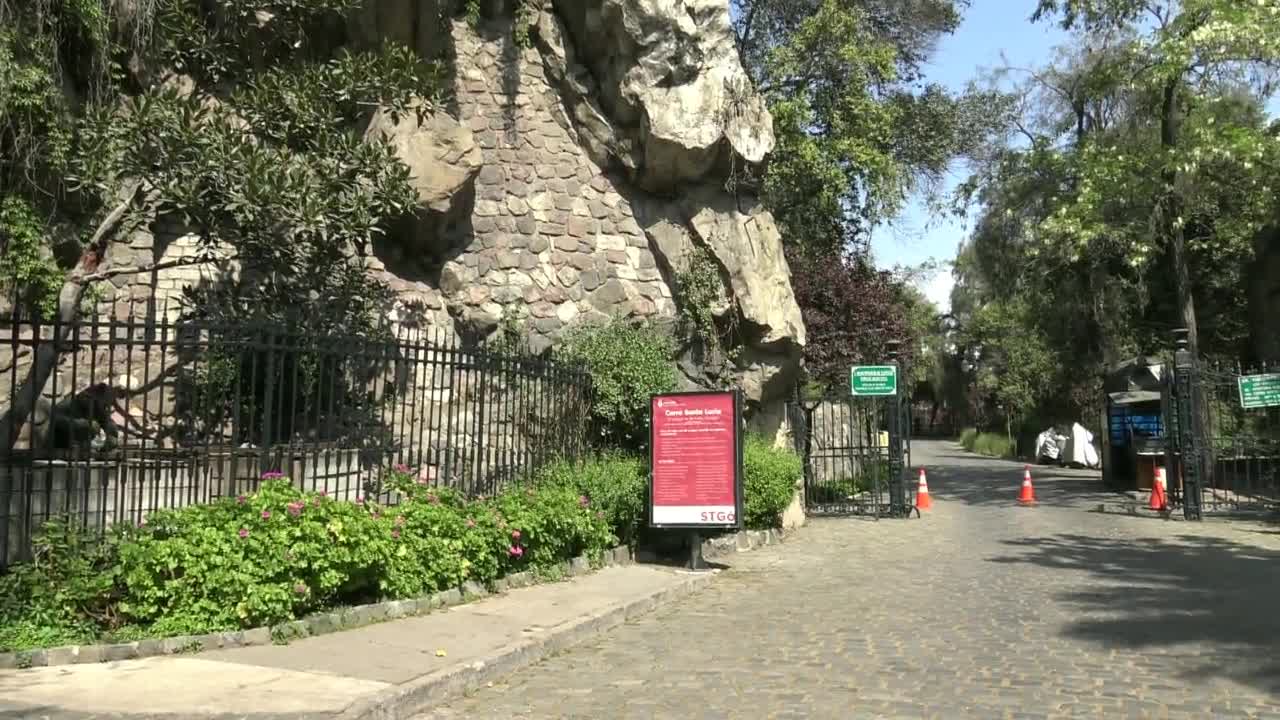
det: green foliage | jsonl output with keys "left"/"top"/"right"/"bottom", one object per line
{"left": 959, "top": 428, "right": 1015, "bottom": 459}
{"left": 673, "top": 246, "right": 741, "bottom": 376}
{"left": 560, "top": 320, "right": 677, "bottom": 450}
{"left": 491, "top": 484, "right": 615, "bottom": 570}
{"left": 0, "top": 196, "right": 64, "bottom": 317}
{"left": 0, "top": 519, "right": 121, "bottom": 651}
{"left": 0, "top": 0, "right": 439, "bottom": 325}
{"left": 1, "top": 472, "right": 616, "bottom": 649}
{"left": 946, "top": 0, "right": 1280, "bottom": 432}
{"left": 742, "top": 436, "right": 801, "bottom": 529}
{"left": 535, "top": 454, "right": 648, "bottom": 545}
{"left": 736, "top": 0, "right": 1006, "bottom": 258}
{"left": 116, "top": 482, "right": 392, "bottom": 633}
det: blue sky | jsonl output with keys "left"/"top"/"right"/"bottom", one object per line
{"left": 869, "top": 2, "right": 1068, "bottom": 311}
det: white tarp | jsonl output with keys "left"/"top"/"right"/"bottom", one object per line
{"left": 1063, "top": 422, "right": 1101, "bottom": 468}
{"left": 1035, "top": 429, "right": 1063, "bottom": 462}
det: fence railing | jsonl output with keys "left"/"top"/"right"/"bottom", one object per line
{"left": 0, "top": 309, "right": 593, "bottom": 567}
{"left": 1166, "top": 330, "right": 1280, "bottom": 518}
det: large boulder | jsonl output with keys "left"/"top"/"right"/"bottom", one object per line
{"left": 364, "top": 105, "right": 484, "bottom": 262}
{"left": 548, "top": 0, "right": 774, "bottom": 191}
{"left": 633, "top": 186, "right": 804, "bottom": 407}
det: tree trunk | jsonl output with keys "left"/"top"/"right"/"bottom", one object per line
{"left": 1160, "top": 79, "right": 1199, "bottom": 352}
{"left": 0, "top": 182, "right": 141, "bottom": 456}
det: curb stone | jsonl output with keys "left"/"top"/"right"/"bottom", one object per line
{"left": 0, "top": 545, "right": 629, "bottom": 671}
{"left": 341, "top": 529, "right": 788, "bottom": 718}
{"left": 336, "top": 572, "right": 719, "bottom": 720}
{"left": 0, "top": 529, "right": 782, "bottom": 672}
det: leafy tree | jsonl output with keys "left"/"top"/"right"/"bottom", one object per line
{"left": 0, "top": 0, "right": 442, "bottom": 452}
{"left": 1031, "top": 0, "right": 1280, "bottom": 354}
{"left": 730, "top": 0, "right": 1008, "bottom": 385}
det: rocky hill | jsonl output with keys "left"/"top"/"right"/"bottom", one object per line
{"left": 94, "top": 0, "right": 805, "bottom": 424}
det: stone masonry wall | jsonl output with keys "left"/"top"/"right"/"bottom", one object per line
{"left": 437, "top": 19, "right": 676, "bottom": 351}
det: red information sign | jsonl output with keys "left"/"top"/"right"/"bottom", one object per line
{"left": 649, "top": 391, "right": 743, "bottom": 528}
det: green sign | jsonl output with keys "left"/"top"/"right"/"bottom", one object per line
{"left": 1238, "top": 373, "right": 1280, "bottom": 410}
{"left": 850, "top": 365, "right": 898, "bottom": 397}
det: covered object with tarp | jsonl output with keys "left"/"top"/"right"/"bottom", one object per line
{"left": 1103, "top": 356, "right": 1168, "bottom": 490}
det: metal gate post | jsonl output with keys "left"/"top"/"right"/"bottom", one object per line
{"left": 1173, "top": 329, "right": 1202, "bottom": 521}
{"left": 886, "top": 341, "right": 906, "bottom": 517}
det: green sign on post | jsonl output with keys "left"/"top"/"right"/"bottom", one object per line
{"left": 1238, "top": 373, "right": 1280, "bottom": 410}
{"left": 851, "top": 365, "right": 898, "bottom": 397}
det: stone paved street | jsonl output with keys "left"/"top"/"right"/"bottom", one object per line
{"left": 420, "top": 440, "right": 1280, "bottom": 719}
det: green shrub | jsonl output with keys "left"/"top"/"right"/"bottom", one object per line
{"left": 0, "top": 469, "right": 621, "bottom": 649}
{"left": 536, "top": 454, "right": 648, "bottom": 545}
{"left": 959, "top": 429, "right": 1015, "bottom": 458}
{"left": 0, "top": 519, "right": 121, "bottom": 651}
{"left": 116, "top": 481, "right": 393, "bottom": 634}
{"left": 560, "top": 320, "right": 677, "bottom": 450}
{"left": 491, "top": 483, "right": 615, "bottom": 571}
{"left": 743, "top": 436, "right": 802, "bottom": 529}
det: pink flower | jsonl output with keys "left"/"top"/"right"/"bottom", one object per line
{"left": 294, "top": 583, "right": 307, "bottom": 595}
{"left": 236, "top": 495, "right": 247, "bottom": 505}
{"left": 391, "top": 529, "right": 401, "bottom": 539}
{"left": 394, "top": 463, "right": 410, "bottom": 474}
{"left": 395, "top": 515, "right": 406, "bottom": 526}
{"left": 511, "top": 529, "right": 521, "bottom": 540}
{"left": 262, "top": 471, "right": 284, "bottom": 479}
{"left": 319, "top": 490, "right": 327, "bottom": 497}
{"left": 508, "top": 545, "right": 523, "bottom": 558}
{"left": 286, "top": 502, "right": 302, "bottom": 517}
{"left": 355, "top": 497, "right": 365, "bottom": 505}
{"left": 465, "top": 518, "right": 476, "bottom": 528}
{"left": 238, "top": 528, "right": 249, "bottom": 539}
{"left": 579, "top": 495, "right": 590, "bottom": 507}
{"left": 260, "top": 509, "right": 272, "bottom": 520}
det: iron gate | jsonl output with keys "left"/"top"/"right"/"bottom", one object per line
{"left": 1164, "top": 330, "right": 1280, "bottom": 519}
{"left": 787, "top": 377, "right": 914, "bottom": 519}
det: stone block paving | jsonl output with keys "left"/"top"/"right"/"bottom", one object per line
{"left": 420, "top": 441, "right": 1280, "bottom": 719}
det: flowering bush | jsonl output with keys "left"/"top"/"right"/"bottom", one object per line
{"left": 117, "top": 481, "right": 393, "bottom": 635}
{"left": 491, "top": 484, "right": 615, "bottom": 571}
{"left": 535, "top": 454, "right": 648, "bottom": 545}
{"left": 1, "top": 470, "right": 619, "bottom": 649}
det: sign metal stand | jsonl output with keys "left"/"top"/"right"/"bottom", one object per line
{"left": 648, "top": 389, "right": 744, "bottom": 572}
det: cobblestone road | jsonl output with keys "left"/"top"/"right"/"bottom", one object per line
{"left": 420, "top": 441, "right": 1280, "bottom": 719}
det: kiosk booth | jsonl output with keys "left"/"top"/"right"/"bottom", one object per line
{"left": 1102, "top": 357, "right": 1168, "bottom": 491}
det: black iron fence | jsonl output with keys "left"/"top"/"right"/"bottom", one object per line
{"left": 1166, "top": 330, "right": 1280, "bottom": 519}
{"left": 786, "top": 350, "right": 914, "bottom": 519}
{"left": 0, "top": 309, "right": 592, "bottom": 567}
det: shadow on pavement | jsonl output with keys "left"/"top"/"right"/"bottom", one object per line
{"left": 918, "top": 443, "right": 1117, "bottom": 508}
{"left": 987, "top": 532, "right": 1280, "bottom": 695}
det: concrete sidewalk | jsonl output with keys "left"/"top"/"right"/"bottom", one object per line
{"left": 0, "top": 564, "right": 717, "bottom": 720}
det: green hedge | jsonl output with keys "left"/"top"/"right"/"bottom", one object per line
{"left": 0, "top": 470, "right": 615, "bottom": 651}
{"left": 958, "top": 428, "right": 1016, "bottom": 458}
{"left": 742, "top": 436, "right": 802, "bottom": 529}
{"left": 536, "top": 453, "right": 648, "bottom": 546}
{"left": 1, "top": 440, "right": 806, "bottom": 652}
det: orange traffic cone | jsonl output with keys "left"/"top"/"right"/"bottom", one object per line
{"left": 916, "top": 468, "right": 933, "bottom": 511}
{"left": 1148, "top": 466, "right": 1169, "bottom": 511}
{"left": 1017, "top": 465, "right": 1037, "bottom": 505}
